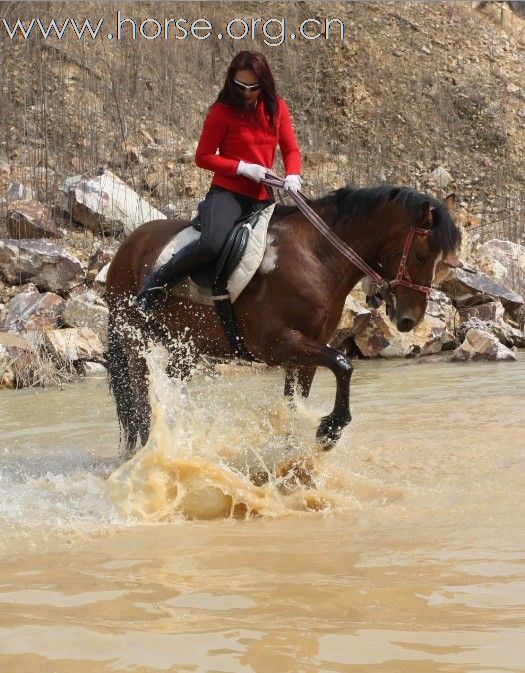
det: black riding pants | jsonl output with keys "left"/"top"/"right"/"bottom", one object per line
{"left": 197, "top": 185, "right": 273, "bottom": 263}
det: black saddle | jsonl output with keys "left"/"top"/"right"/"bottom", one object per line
{"left": 189, "top": 205, "right": 265, "bottom": 293}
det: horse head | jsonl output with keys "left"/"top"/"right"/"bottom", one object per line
{"left": 377, "top": 191, "right": 461, "bottom": 332}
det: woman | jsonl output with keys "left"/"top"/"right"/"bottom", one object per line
{"left": 137, "top": 50, "right": 302, "bottom": 310}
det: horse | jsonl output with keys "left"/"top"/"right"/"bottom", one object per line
{"left": 105, "top": 184, "right": 461, "bottom": 459}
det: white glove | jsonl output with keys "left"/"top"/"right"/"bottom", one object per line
{"left": 283, "top": 174, "right": 302, "bottom": 193}
{"left": 236, "top": 160, "right": 267, "bottom": 183}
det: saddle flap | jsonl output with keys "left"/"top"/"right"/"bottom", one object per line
{"left": 190, "top": 221, "right": 251, "bottom": 290}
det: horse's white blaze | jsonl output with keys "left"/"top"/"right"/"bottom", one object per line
{"left": 260, "top": 232, "right": 278, "bottom": 274}
{"left": 432, "top": 252, "right": 443, "bottom": 283}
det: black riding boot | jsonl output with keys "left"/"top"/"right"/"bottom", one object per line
{"left": 136, "top": 239, "right": 202, "bottom": 312}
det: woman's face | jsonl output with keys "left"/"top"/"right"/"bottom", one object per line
{"left": 233, "top": 69, "right": 261, "bottom": 105}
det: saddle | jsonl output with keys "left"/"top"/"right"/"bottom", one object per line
{"left": 189, "top": 203, "right": 265, "bottom": 295}
{"left": 186, "top": 202, "right": 269, "bottom": 361}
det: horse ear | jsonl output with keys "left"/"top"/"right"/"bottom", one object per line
{"left": 444, "top": 193, "right": 456, "bottom": 212}
{"left": 419, "top": 201, "right": 435, "bottom": 226}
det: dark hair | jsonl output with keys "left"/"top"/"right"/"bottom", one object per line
{"left": 216, "top": 50, "right": 278, "bottom": 132}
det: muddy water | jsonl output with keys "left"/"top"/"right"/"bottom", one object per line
{"left": 0, "top": 352, "right": 524, "bottom": 672}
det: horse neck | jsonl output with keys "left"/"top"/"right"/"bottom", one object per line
{"left": 307, "top": 202, "right": 383, "bottom": 294}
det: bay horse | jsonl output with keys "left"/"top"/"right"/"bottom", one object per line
{"left": 105, "top": 184, "right": 460, "bottom": 459}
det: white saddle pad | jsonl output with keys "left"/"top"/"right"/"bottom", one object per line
{"left": 153, "top": 203, "right": 275, "bottom": 305}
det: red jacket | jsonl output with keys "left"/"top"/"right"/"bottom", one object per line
{"left": 194, "top": 96, "right": 301, "bottom": 200}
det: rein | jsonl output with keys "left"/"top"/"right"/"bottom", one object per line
{"left": 261, "top": 173, "right": 431, "bottom": 298}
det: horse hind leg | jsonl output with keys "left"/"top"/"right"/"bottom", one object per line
{"left": 297, "top": 366, "right": 316, "bottom": 398}
{"left": 284, "top": 368, "right": 296, "bottom": 400}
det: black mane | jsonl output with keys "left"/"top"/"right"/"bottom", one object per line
{"left": 273, "top": 184, "right": 461, "bottom": 254}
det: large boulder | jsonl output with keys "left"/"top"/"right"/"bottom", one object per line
{"left": 0, "top": 285, "right": 65, "bottom": 331}
{"left": 435, "top": 265, "right": 523, "bottom": 313}
{"left": 43, "top": 327, "right": 104, "bottom": 364}
{"left": 0, "top": 239, "right": 83, "bottom": 292}
{"left": 352, "top": 305, "right": 455, "bottom": 358}
{"left": 427, "top": 289, "right": 457, "bottom": 333}
{"left": 458, "top": 300, "right": 505, "bottom": 324}
{"left": 62, "top": 289, "right": 109, "bottom": 347}
{"left": 331, "top": 296, "right": 372, "bottom": 347}
{"left": 86, "top": 246, "right": 115, "bottom": 282}
{"left": 6, "top": 200, "right": 61, "bottom": 239}
{"left": 457, "top": 317, "right": 525, "bottom": 349}
{"left": 0, "top": 331, "right": 36, "bottom": 388}
{"left": 60, "top": 169, "right": 166, "bottom": 236}
{"left": 451, "top": 328, "right": 516, "bottom": 362}
{"left": 476, "top": 239, "right": 525, "bottom": 297}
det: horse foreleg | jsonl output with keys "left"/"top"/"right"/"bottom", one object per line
{"left": 315, "top": 350, "right": 353, "bottom": 449}
{"left": 270, "top": 332, "right": 353, "bottom": 450}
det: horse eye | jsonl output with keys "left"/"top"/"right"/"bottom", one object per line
{"left": 416, "top": 252, "right": 426, "bottom": 263}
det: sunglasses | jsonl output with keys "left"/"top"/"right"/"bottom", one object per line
{"left": 233, "top": 78, "right": 261, "bottom": 92}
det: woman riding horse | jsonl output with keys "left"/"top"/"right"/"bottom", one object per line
{"left": 137, "top": 49, "right": 302, "bottom": 310}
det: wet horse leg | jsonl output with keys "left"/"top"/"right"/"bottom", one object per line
{"left": 297, "top": 366, "right": 316, "bottom": 398}
{"left": 271, "top": 331, "right": 353, "bottom": 449}
{"left": 284, "top": 368, "right": 296, "bottom": 400}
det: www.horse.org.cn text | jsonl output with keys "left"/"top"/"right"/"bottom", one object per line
{"left": 1, "top": 13, "right": 347, "bottom": 46}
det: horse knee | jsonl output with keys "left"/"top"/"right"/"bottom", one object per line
{"left": 334, "top": 352, "right": 353, "bottom": 376}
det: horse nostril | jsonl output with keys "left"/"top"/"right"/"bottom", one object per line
{"left": 398, "top": 318, "right": 415, "bottom": 332}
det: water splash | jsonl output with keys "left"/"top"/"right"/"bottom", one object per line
{"left": 108, "top": 346, "right": 403, "bottom": 521}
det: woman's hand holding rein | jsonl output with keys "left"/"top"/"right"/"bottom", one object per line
{"left": 283, "top": 175, "right": 302, "bottom": 193}
{"left": 236, "top": 160, "right": 267, "bottom": 183}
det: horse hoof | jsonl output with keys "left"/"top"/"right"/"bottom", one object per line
{"left": 316, "top": 415, "right": 341, "bottom": 449}
{"left": 316, "top": 412, "right": 351, "bottom": 450}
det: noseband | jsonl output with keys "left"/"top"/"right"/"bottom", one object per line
{"left": 261, "top": 173, "right": 433, "bottom": 298}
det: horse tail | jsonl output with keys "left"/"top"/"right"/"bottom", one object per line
{"left": 107, "top": 308, "right": 150, "bottom": 458}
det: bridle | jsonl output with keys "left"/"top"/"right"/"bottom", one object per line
{"left": 387, "top": 226, "right": 432, "bottom": 297}
{"left": 261, "top": 173, "right": 433, "bottom": 299}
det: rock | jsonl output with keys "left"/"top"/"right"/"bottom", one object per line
{"left": 451, "top": 328, "right": 516, "bottom": 362}
{"left": 0, "top": 331, "right": 35, "bottom": 351}
{"left": 331, "top": 296, "right": 371, "bottom": 347}
{"left": 435, "top": 265, "right": 523, "bottom": 313}
{"left": 458, "top": 300, "right": 505, "bottom": 323}
{"left": 0, "top": 239, "right": 83, "bottom": 293}
{"left": 93, "top": 262, "right": 110, "bottom": 294}
{"left": 160, "top": 203, "right": 180, "bottom": 218}
{"left": 427, "top": 289, "right": 457, "bottom": 332}
{"left": 0, "top": 344, "right": 15, "bottom": 388}
{"left": 352, "top": 305, "right": 454, "bottom": 358}
{"left": 476, "top": 239, "right": 525, "bottom": 296}
{"left": 86, "top": 247, "right": 114, "bottom": 282}
{"left": 81, "top": 361, "right": 107, "bottom": 376}
{"left": 60, "top": 169, "right": 166, "bottom": 236}
{"left": 457, "top": 317, "right": 525, "bottom": 349}
{"left": 429, "top": 166, "right": 453, "bottom": 189}
{"left": 6, "top": 182, "right": 29, "bottom": 203}
{"left": 0, "top": 285, "right": 65, "bottom": 331}
{"left": 6, "top": 200, "right": 61, "bottom": 239}
{"left": 62, "top": 290, "right": 109, "bottom": 347}
{"left": 473, "top": 254, "right": 509, "bottom": 284}
{"left": 44, "top": 327, "right": 104, "bottom": 363}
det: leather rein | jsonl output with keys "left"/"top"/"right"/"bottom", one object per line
{"left": 261, "top": 173, "right": 432, "bottom": 298}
